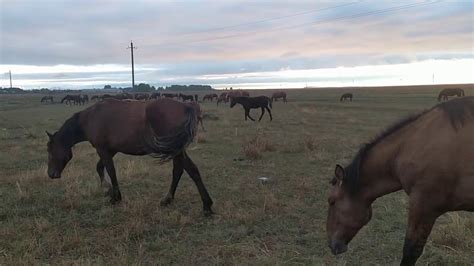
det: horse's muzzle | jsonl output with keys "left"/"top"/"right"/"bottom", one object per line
{"left": 48, "top": 170, "right": 61, "bottom": 179}
{"left": 329, "top": 239, "right": 348, "bottom": 255}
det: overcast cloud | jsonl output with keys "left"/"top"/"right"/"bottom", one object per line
{"left": 0, "top": 0, "right": 473, "bottom": 89}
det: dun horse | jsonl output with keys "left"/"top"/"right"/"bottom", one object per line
{"left": 230, "top": 96, "right": 272, "bottom": 121}
{"left": 438, "top": 88, "right": 465, "bottom": 101}
{"left": 46, "top": 98, "right": 214, "bottom": 215}
{"left": 327, "top": 97, "right": 474, "bottom": 265}
{"left": 271, "top": 92, "right": 287, "bottom": 103}
{"left": 340, "top": 93, "right": 353, "bottom": 102}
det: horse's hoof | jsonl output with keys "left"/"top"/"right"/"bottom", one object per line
{"left": 110, "top": 198, "right": 121, "bottom": 205}
{"left": 160, "top": 197, "right": 173, "bottom": 206}
{"left": 203, "top": 208, "right": 214, "bottom": 217}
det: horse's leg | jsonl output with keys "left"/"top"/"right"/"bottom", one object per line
{"left": 401, "top": 193, "right": 441, "bottom": 266}
{"left": 96, "top": 149, "right": 121, "bottom": 204}
{"left": 246, "top": 108, "right": 255, "bottom": 121}
{"left": 96, "top": 159, "right": 112, "bottom": 196}
{"left": 265, "top": 106, "right": 273, "bottom": 121}
{"left": 161, "top": 153, "right": 184, "bottom": 206}
{"left": 182, "top": 151, "right": 214, "bottom": 215}
{"left": 258, "top": 107, "right": 265, "bottom": 121}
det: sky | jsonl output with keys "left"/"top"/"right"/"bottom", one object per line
{"left": 0, "top": 0, "right": 473, "bottom": 90}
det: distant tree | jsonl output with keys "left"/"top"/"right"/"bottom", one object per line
{"left": 104, "top": 85, "right": 112, "bottom": 90}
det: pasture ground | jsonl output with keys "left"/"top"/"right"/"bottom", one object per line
{"left": 0, "top": 85, "right": 473, "bottom": 264}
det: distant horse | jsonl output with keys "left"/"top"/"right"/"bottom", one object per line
{"left": 230, "top": 96, "right": 272, "bottom": 121}
{"left": 271, "top": 92, "right": 287, "bottom": 103}
{"left": 118, "top": 93, "right": 134, "bottom": 100}
{"left": 41, "top": 96, "right": 54, "bottom": 103}
{"left": 161, "top": 93, "right": 178, "bottom": 99}
{"left": 438, "top": 88, "right": 464, "bottom": 101}
{"left": 46, "top": 98, "right": 214, "bottom": 215}
{"left": 327, "top": 97, "right": 474, "bottom": 265}
{"left": 194, "top": 94, "right": 199, "bottom": 102}
{"left": 179, "top": 93, "right": 194, "bottom": 102}
{"left": 340, "top": 93, "right": 353, "bottom": 102}
{"left": 91, "top": 95, "right": 100, "bottom": 101}
{"left": 135, "top": 93, "right": 150, "bottom": 100}
{"left": 203, "top": 94, "right": 218, "bottom": 102}
{"left": 61, "top": 95, "right": 82, "bottom": 105}
{"left": 241, "top": 91, "right": 250, "bottom": 97}
{"left": 81, "top": 95, "right": 89, "bottom": 104}
{"left": 150, "top": 92, "right": 161, "bottom": 99}
{"left": 217, "top": 93, "right": 228, "bottom": 106}
{"left": 226, "top": 91, "right": 242, "bottom": 101}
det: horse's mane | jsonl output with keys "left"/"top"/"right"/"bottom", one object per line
{"left": 343, "top": 96, "right": 474, "bottom": 193}
{"left": 56, "top": 112, "right": 84, "bottom": 146}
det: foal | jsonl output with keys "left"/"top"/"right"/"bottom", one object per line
{"left": 230, "top": 96, "right": 272, "bottom": 121}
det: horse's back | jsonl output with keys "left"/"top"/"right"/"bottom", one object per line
{"left": 395, "top": 97, "right": 474, "bottom": 209}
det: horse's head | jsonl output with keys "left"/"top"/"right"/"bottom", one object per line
{"left": 229, "top": 97, "right": 237, "bottom": 108}
{"left": 326, "top": 164, "right": 372, "bottom": 255}
{"left": 46, "top": 131, "right": 73, "bottom": 179}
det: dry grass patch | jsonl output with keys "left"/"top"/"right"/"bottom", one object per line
{"left": 242, "top": 134, "right": 275, "bottom": 160}
{"left": 430, "top": 213, "right": 474, "bottom": 252}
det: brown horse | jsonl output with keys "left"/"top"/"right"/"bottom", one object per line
{"left": 230, "top": 96, "right": 272, "bottom": 121}
{"left": 41, "top": 96, "right": 54, "bottom": 103}
{"left": 217, "top": 93, "right": 228, "bottom": 106}
{"left": 46, "top": 98, "right": 214, "bottom": 215}
{"left": 271, "top": 91, "right": 287, "bottom": 103}
{"left": 241, "top": 90, "right": 250, "bottom": 97}
{"left": 203, "top": 93, "right": 218, "bottom": 102}
{"left": 327, "top": 97, "right": 474, "bottom": 265}
{"left": 438, "top": 88, "right": 465, "bottom": 101}
{"left": 134, "top": 93, "right": 150, "bottom": 100}
{"left": 340, "top": 93, "right": 353, "bottom": 102}
{"left": 161, "top": 93, "right": 178, "bottom": 99}
{"left": 61, "top": 95, "right": 83, "bottom": 105}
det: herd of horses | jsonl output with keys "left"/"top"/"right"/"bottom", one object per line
{"left": 43, "top": 87, "right": 472, "bottom": 265}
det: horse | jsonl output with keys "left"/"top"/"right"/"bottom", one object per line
{"left": 203, "top": 94, "right": 217, "bottom": 102}
{"left": 150, "top": 92, "right": 161, "bottom": 99}
{"left": 61, "top": 95, "right": 82, "bottom": 105}
{"left": 230, "top": 96, "right": 272, "bottom": 121}
{"left": 217, "top": 93, "right": 228, "bottom": 106}
{"left": 340, "top": 93, "right": 353, "bottom": 102}
{"left": 226, "top": 91, "right": 242, "bottom": 101}
{"left": 241, "top": 91, "right": 250, "bottom": 97}
{"left": 179, "top": 93, "right": 195, "bottom": 102}
{"left": 161, "top": 93, "right": 178, "bottom": 99}
{"left": 135, "top": 93, "right": 150, "bottom": 100}
{"left": 194, "top": 94, "right": 199, "bottom": 102}
{"left": 91, "top": 95, "right": 100, "bottom": 101}
{"left": 184, "top": 101, "right": 205, "bottom": 132}
{"left": 327, "top": 96, "right": 474, "bottom": 265}
{"left": 40, "top": 96, "right": 54, "bottom": 103}
{"left": 271, "top": 92, "right": 287, "bottom": 103}
{"left": 438, "top": 88, "right": 465, "bottom": 101}
{"left": 46, "top": 98, "right": 214, "bottom": 215}
{"left": 81, "top": 95, "right": 89, "bottom": 104}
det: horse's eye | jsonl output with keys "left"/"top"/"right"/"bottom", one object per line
{"left": 330, "top": 178, "right": 337, "bottom": 185}
{"left": 328, "top": 198, "right": 335, "bottom": 206}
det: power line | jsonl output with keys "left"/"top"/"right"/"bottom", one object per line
{"left": 176, "top": 2, "right": 359, "bottom": 36}
{"left": 145, "top": 0, "right": 443, "bottom": 48}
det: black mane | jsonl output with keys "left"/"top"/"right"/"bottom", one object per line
{"left": 343, "top": 96, "right": 474, "bottom": 193}
{"left": 55, "top": 112, "right": 85, "bottom": 147}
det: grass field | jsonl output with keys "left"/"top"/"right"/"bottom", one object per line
{"left": 0, "top": 85, "right": 473, "bottom": 264}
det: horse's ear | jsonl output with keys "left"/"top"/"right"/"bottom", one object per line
{"left": 45, "top": 131, "right": 53, "bottom": 139}
{"left": 335, "top": 164, "right": 345, "bottom": 182}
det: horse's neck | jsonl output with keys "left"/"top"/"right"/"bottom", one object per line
{"left": 58, "top": 114, "right": 86, "bottom": 148}
{"left": 359, "top": 139, "right": 403, "bottom": 203}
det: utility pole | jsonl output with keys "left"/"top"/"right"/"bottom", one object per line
{"left": 9, "top": 70, "right": 12, "bottom": 88}
{"left": 127, "top": 41, "right": 137, "bottom": 89}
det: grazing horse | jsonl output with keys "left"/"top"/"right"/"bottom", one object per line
{"left": 438, "top": 88, "right": 465, "bottom": 101}
{"left": 217, "top": 93, "right": 228, "bottom": 106}
{"left": 150, "top": 92, "right": 161, "bottom": 99}
{"left": 340, "top": 93, "right": 353, "bottom": 102}
{"left": 161, "top": 93, "right": 178, "bottom": 99}
{"left": 41, "top": 96, "right": 54, "bottom": 103}
{"left": 61, "top": 95, "right": 82, "bottom": 105}
{"left": 179, "top": 93, "right": 194, "bottom": 102}
{"left": 46, "top": 98, "right": 214, "bottom": 215}
{"left": 135, "top": 93, "right": 150, "bottom": 100}
{"left": 327, "top": 97, "right": 474, "bottom": 265}
{"left": 230, "top": 96, "right": 272, "bottom": 121}
{"left": 203, "top": 94, "right": 218, "bottom": 102}
{"left": 241, "top": 90, "right": 250, "bottom": 97}
{"left": 226, "top": 91, "right": 242, "bottom": 101}
{"left": 271, "top": 92, "right": 287, "bottom": 103}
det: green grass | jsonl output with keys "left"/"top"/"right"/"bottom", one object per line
{"left": 0, "top": 86, "right": 473, "bottom": 264}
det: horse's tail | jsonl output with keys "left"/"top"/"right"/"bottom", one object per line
{"left": 461, "top": 90, "right": 465, "bottom": 96}
{"left": 268, "top": 97, "right": 273, "bottom": 109}
{"left": 340, "top": 95, "right": 343, "bottom": 101}
{"left": 145, "top": 106, "right": 198, "bottom": 161}
{"left": 438, "top": 93, "right": 443, "bottom": 102}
